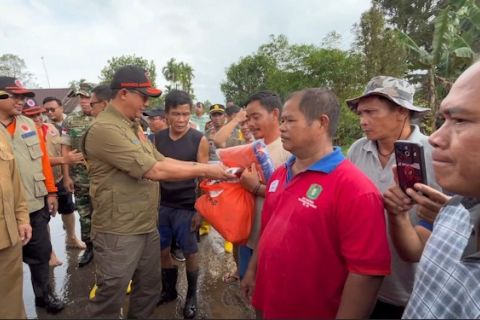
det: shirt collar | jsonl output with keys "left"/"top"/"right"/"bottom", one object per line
{"left": 286, "top": 146, "right": 345, "bottom": 182}
{"left": 104, "top": 104, "right": 137, "bottom": 129}
{"left": 362, "top": 125, "right": 422, "bottom": 154}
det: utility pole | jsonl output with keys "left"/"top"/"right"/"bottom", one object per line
{"left": 41, "top": 56, "right": 51, "bottom": 88}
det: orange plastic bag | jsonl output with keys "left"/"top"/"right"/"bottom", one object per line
{"left": 195, "top": 179, "right": 255, "bottom": 244}
{"left": 217, "top": 140, "right": 275, "bottom": 182}
{"left": 217, "top": 143, "right": 257, "bottom": 168}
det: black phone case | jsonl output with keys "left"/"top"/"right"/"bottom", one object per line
{"left": 394, "top": 141, "right": 428, "bottom": 192}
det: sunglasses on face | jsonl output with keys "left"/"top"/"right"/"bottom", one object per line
{"left": 127, "top": 89, "right": 148, "bottom": 102}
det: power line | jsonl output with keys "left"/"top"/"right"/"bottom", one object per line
{"left": 41, "top": 56, "right": 51, "bottom": 88}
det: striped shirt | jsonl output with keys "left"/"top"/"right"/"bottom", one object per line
{"left": 403, "top": 196, "right": 480, "bottom": 319}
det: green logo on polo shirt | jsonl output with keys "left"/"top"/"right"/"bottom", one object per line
{"left": 306, "top": 184, "right": 322, "bottom": 200}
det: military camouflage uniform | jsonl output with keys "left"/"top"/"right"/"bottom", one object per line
{"left": 205, "top": 126, "right": 219, "bottom": 161}
{"left": 62, "top": 111, "right": 94, "bottom": 244}
{"left": 205, "top": 126, "right": 244, "bottom": 161}
{"left": 225, "top": 127, "right": 245, "bottom": 147}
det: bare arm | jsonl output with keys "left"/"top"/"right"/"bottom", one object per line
{"left": 240, "top": 164, "right": 266, "bottom": 197}
{"left": 191, "top": 136, "right": 211, "bottom": 230}
{"left": 49, "top": 149, "right": 84, "bottom": 167}
{"left": 61, "top": 144, "right": 75, "bottom": 192}
{"left": 213, "top": 109, "right": 246, "bottom": 148}
{"left": 61, "top": 144, "right": 72, "bottom": 178}
{"left": 386, "top": 206, "right": 427, "bottom": 262}
{"left": 240, "top": 246, "right": 259, "bottom": 302}
{"left": 383, "top": 167, "right": 448, "bottom": 262}
{"left": 197, "top": 136, "right": 209, "bottom": 164}
{"left": 336, "top": 273, "right": 384, "bottom": 319}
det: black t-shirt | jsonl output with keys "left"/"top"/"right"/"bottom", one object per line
{"left": 154, "top": 128, "right": 203, "bottom": 210}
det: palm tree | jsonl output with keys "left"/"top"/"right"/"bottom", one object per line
{"left": 162, "top": 59, "right": 195, "bottom": 97}
{"left": 162, "top": 58, "right": 180, "bottom": 89}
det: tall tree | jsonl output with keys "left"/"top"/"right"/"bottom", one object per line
{"left": 0, "top": 54, "right": 37, "bottom": 87}
{"left": 396, "top": 0, "right": 480, "bottom": 117}
{"left": 221, "top": 34, "right": 366, "bottom": 146}
{"left": 354, "top": 5, "right": 409, "bottom": 81}
{"left": 374, "top": 0, "right": 447, "bottom": 50}
{"left": 162, "top": 58, "right": 180, "bottom": 90}
{"left": 161, "top": 58, "right": 195, "bottom": 97}
{"left": 99, "top": 54, "right": 157, "bottom": 86}
{"left": 220, "top": 53, "right": 275, "bottom": 105}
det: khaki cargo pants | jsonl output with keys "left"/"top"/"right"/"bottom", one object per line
{"left": 86, "top": 230, "right": 161, "bottom": 318}
{"left": 0, "top": 242, "right": 26, "bottom": 319}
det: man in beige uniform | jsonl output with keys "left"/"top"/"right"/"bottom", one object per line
{"left": 83, "top": 65, "right": 233, "bottom": 318}
{"left": 0, "top": 77, "right": 64, "bottom": 314}
{"left": 0, "top": 91, "right": 31, "bottom": 319}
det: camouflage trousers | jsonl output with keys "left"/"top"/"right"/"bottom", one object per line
{"left": 71, "top": 165, "right": 92, "bottom": 244}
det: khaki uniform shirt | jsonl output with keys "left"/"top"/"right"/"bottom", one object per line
{"left": 0, "top": 132, "right": 29, "bottom": 250}
{"left": 83, "top": 105, "right": 164, "bottom": 235}
{"left": 43, "top": 123, "right": 63, "bottom": 183}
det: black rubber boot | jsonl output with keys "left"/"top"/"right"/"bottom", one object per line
{"left": 183, "top": 270, "right": 198, "bottom": 319}
{"left": 34, "top": 285, "right": 65, "bottom": 314}
{"left": 78, "top": 241, "right": 93, "bottom": 267}
{"left": 157, "top": 267, "right": 178, "bottom": 306}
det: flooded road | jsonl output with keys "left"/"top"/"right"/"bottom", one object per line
{"left": 23, "top": 212, "right": 255, "bottom": 319}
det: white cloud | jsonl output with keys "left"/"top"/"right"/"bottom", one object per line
{"left": 1, "top": 0, "right": 370, "bottom": 102}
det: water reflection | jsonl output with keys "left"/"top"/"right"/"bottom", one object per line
{"left": 23, "top": 213, "right": 254, "bottom": 319}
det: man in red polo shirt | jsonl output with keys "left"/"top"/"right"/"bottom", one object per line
{"left": 241, "top": 88, "right": 391, "bottom": 319}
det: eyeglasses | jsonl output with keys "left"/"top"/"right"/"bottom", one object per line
{"left": 90, "top": 101, "right": 104, "bottom": 108}
{"left": 127, "top": 89, "right": 148, "bottom": 103}
{"left": 45, "top": 108, "right": 57, "bottom": 113}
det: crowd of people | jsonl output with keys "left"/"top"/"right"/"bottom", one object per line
{"left": 0, "top": 60, "right": 480, "bottom": 319}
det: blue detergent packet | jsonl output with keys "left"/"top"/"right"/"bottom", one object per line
{"left": 252, "top": 140, "right": 275, "bottom": 182}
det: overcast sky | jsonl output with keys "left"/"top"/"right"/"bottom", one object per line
{"left": 1, "top": 0, "right": 371, "bottom": 103}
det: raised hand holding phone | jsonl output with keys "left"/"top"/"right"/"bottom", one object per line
{"left": 394, "top": 141, "right": 427, "bottom": 192}
{"left": 383, "top": 166, "right": 414, "bottom": 215}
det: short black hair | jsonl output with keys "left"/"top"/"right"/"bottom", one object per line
{"left": 165, "top": 90, "right": 192, "bottom": 113}
{"left": 92, "top": 84, "right": 112, "bottom": 102}
{"left": 110, "top": 89, "right": 120, "bottom": 100}
{"left": 289, "top": 88, "right": 340, "bottom": 137}
{"left": 42, "top": 96, "right": 62, "bottom": 106}
{"left": 226, "top": 104, "right": 241, "bottom": 116}
{"left": 244, "top": 90, "right": 282, "bottom": 113}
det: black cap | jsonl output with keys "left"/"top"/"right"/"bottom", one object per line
{"left": 143, "top": 108, "right": 165, "bottom": 117}
{"left": 209, "top": 103, "right": 226, "bottom": 114}
{"left": 0, "top": 76, "right": 35, "bottom": 97}
{"left": 110, "top": 65, "right": 162, "bottom": 97}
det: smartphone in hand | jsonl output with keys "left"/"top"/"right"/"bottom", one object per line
{"left": 394, "top": 141, "right": 427, "bottom": 192}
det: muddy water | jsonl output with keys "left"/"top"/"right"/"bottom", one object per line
{"left": 23, "top": 213, "right": 255, "bottom": 319}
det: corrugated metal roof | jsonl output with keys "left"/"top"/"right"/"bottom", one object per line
{"left": 31, "top": 88, "right": 80, "bottom": 114}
